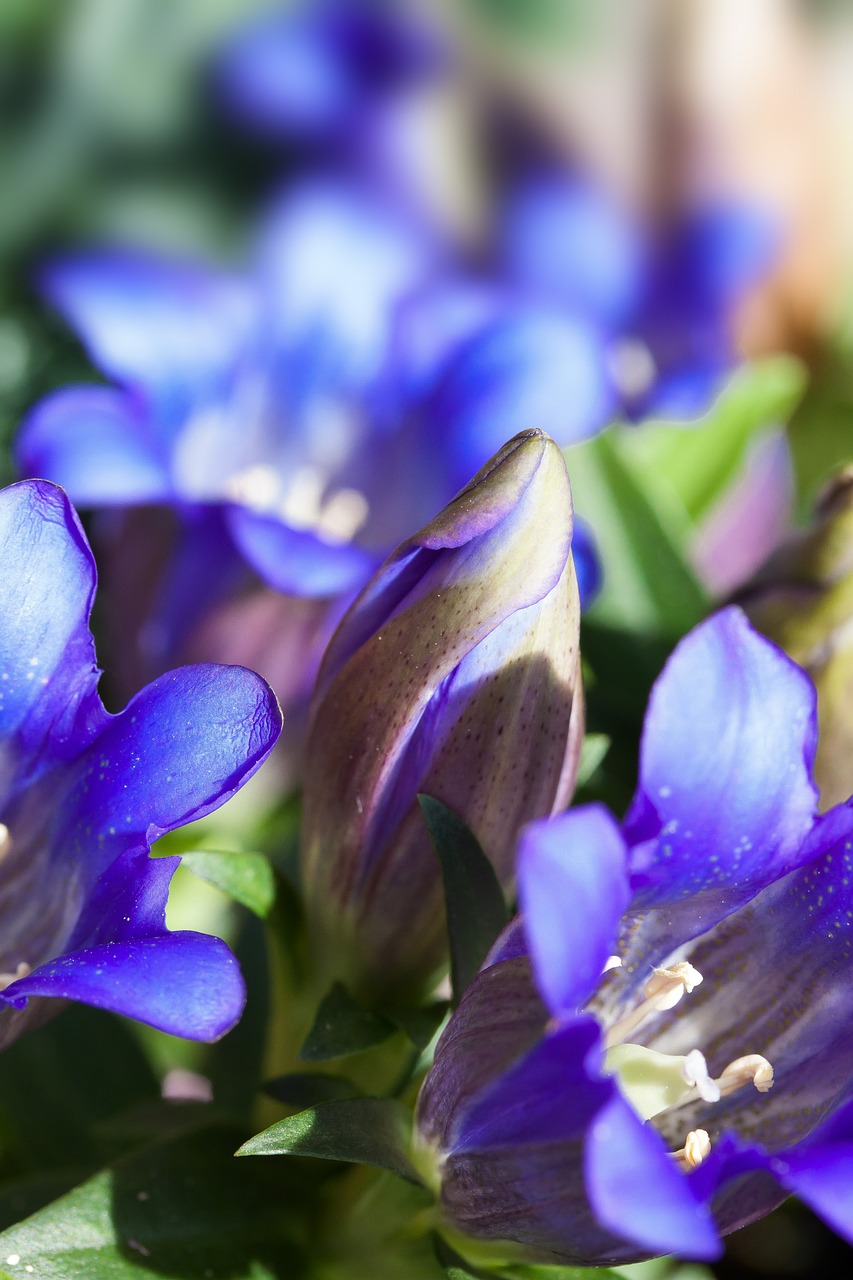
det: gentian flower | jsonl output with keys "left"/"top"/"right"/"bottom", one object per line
{"left": 0, "top": 479, "right": 281, "bottom": 1052}
{"left": 301, "top": 429, "right": 584, "bottom": 1004}
{"left": 500, "top": 174, "right": 775, "bottom": 422}
{"left": 16, "top": 178, "right": 441, "bottom": 702}
{"left": 415, "top": 607, "right": 853, "bottom": 1264}
{"left": 216, "top": 0, "right": 443, "bottom": 145}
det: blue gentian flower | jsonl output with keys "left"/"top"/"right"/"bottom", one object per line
{"left": 415, "top": 607, "right": 853, "bottom": 1264}
{"left": 301, "top": 430, "right": 584, "bottom": 1003}
{"left": 501, "top": 174, "right": 775, "bottom": 422}
{"left": 0, "top": 479, "right": 281, "bottom": 1051}
{"left": 215, "top": 0, "right": 444, "bottom": 143}
{"left": 17, "top": 178, "right": 442, "bottom": 692}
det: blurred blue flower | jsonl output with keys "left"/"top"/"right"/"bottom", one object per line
{"left": 416, "top": 607, "right": 853, "bottom": 1264}
{"left": 215, "top": 0, "right": 444, "bottom": 143}
{"left": 501, "top": 174, "right": 776, "bottom": 422}
{"left": 0, "top": 480, "right": 281, "bottom": 1051}
{"left": 17, "top": 178, "right": 445, "bottom": 691}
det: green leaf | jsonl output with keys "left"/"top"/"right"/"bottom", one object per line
{"left": 179, "top": 849, "right": 276, "bottom": 918}
{"left": 419, "top": 795, "right": 508, "bottom": 1004}
{"left": 263, "top": 1073, "right": 363, "bottom": 1108}
{"left": 575, "top": 733, "right": 611, "bottom": 788}
{"left": 0, "top": 1003, "right": 159, "bottom": 1173}
{"left": 299, "top": 982, "right": 396, "bottom": 1062}
{"left": 386, "top": 1002, "right": 450, "bottom": 1052}
{"left": 503, "top": 1268, "right": 623, "bottom": 1280}
{"left": 237, "top": 1098, "right": 423, "bottom": 1186}
{"left": 567, "top": 430, "right": 709, "bottom": 637}
{"left": 0, "top": 1123, "right": 305, "bottom": 1279}
{"left": 623, "top": 356, "right": 807, "bottom": 522}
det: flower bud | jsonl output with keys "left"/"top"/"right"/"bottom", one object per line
{"left": 301, "top": 429, "right": 584, "bottom": 1003}
{"left": 737, "top": 466, "right": 853, "bottom": 809}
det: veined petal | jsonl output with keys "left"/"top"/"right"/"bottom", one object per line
{"left": 624, "top": 607, "right": 818, "bottom": 922}
{"left": 16, "top": 386, "right": 171, "bottom": 506}
{"left": 0, "top": 932, "right": 245, "bottom": 1041}
{"left": 0, "top": 480, "right": 103, "bottom": 795}
{"left": 452, "top": 1016, "right": 610, "bottom": 1152}
{"left": 61, "top": 664, "right": 281, "bottom": 873}
{"left": 518, "top": 806, "right": 630, "bottom": 1017}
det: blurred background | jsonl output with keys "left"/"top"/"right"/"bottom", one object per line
{"left": 2, "top": 2, "right": 853, "bottom": 1275}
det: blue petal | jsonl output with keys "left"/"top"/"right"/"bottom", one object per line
{"left": 624, "top": 607, "right": 818, "bottom": 919}
{"left": 61, "top": 664, "right": 281, "bottom": 874}
{"left": 572, "top": 516, "right": 602, "bottom": 610}
{"left": 256, "top": 179, "right": 436, "bottom": 410}
{"left": 0, "top": 480, "right": 103, "bottom": 794}
{"left": 1, "top": 932, "right": 244, "bottom": 1041}
{"left": 453, "top": 1016, "right": 610, "bottom": 1152}
{"left": 501, "top": 176, "right": 646, "bottom": 329}
{"left": 39, "top": 252, "right": 254, "bottom": 417}
{"left": 433, "top": 306, "right": 616, "bottom": 484}
{"left": 518, "top": 805, "right": 630, "bottom": 1017}
{"left": 226, "top": 504, "right": 378, "bottom": 598}
{"left": 16, "top": 386, "right": 171, "bottom": 505}
{"left": 586, "top": 1092, "right": 721, "bottom": 1259}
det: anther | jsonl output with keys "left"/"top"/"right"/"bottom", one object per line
{"left": 0, "top": 962, "right": 31, "bottom": 991}
{"left": 606, "top": 961, "right": 704, "bottom": 1047}
{"left": 671, "top": 1129, "right": 711, "bottom": 1171}
{"left": 602, "top": 955, "right": 623, "bottom": 973}
{"left": 715, "top": 1054, "right": 774, "bottom": 1097}
{"left": 680, "top": 1049, "right": 722, "bottom": 1104}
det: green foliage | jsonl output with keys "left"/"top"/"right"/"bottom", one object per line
{"left": 180, "top": 850, "right": 276, "bottom": 918}
{"left": 0, "top": 1123, "right": 305, "bottom": 1279}
{"left": 237, "top": 1098, "right": 424, "bottom": 1186}
{"left": 419, "top": 794, "right": 508, "bottom": 1005}
{"left": 299, "top": 983, "right": 397, "bottom": 1062}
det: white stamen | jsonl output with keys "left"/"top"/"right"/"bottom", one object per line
{"left": 225, "top": 463, "right": 282, "bottom": 512}
{"left": 602, "top": 955, "right": 623, "bottom": 973}
{"left": 671, "top": 1129, "right": 712, "bottom": 1171}
{"left": 0, "top": 824, "right": 10, "bottom": 862}
{"left": 680, "top": 1049, "right": 722, "bottom": 1103}
{"left": 606, "top": 961, "right": 704, "bottom": 1047}
{"left": 316, "top": 487, "right": 369, "bottom": 542}
{"left": 0, "top": 962, "right": 31, "bottom": 991}
{"left": 715, "top": 1054, "right": 774, "bottom": 1096}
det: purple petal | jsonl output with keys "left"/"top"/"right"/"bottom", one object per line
{"left": 1, "top": 932, "right": 244, "bottom": 1041}
{"left": 624, "top": 607, "right": 818, "bottom": 921}
{"left": 453, "top": 1016, "right": 610, "bottom": 1152}
{"left": 225, "top": 504, "right": 377, "bottom": 598}
{"left": 518, "top": 805, "right": 630, "bottom": 1017}
{"left": 16, "top": 386, "right": 171, "bottom": 506}
{"left": 416, "top": 956, "right": 549, "bottom": 1153}
{"left": 586, "top": 1093, "right": 721, "bottom": 1259}
{"left": 0, "top": 480, "right": 103, "bottom": 791}
{"left": 62, "top": 663, "right": 281, "bottom": 872}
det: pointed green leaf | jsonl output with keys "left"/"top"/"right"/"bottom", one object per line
{"left": 179, "top": 849, "right": 276, "bottom": 917}
{"left": 386, "top": 1002, "right": 450, "bottom": 1052}
{"left": 419, "top": 795, "right": 508, "bottom": 1005}
{"left": 299, "top": 982, "right": 396, "bottom": 1062}
{"left": 237, "top": 1098, "right": 423, "bottom": 1185}
{"left": 263, "top": 1073, "right": 363, "bottom": 1108}
{"left": 567, "top": 430, "right": 708, "bottom": 636}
